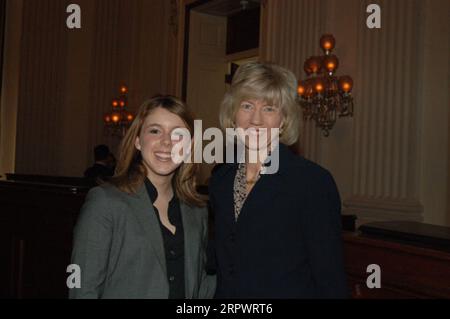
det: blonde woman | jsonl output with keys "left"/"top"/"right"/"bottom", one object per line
{"left": 70, "top": 95, "right": 215, "bottom": 299}
{"left": 209, "top": 62, "right": 348, "bottom": 298}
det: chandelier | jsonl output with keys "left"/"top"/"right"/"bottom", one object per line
{"left": 103, "top": 85, "right": 134, "bottom": 137}
{"left": 297, "top": 34, "right": 354, "bottom": 137}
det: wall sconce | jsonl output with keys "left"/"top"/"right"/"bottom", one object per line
{"left": 103, "top": 85, "right": 134, "bottom": 137}
{"left": 298, "top": 34, "right": 354, "bottom": 137}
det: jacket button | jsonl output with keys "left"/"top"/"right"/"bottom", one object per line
{"left": 169, "top": 275, "right": 175, "bottom": 282}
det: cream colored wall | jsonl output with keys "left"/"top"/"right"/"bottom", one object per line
{"left": 0, "top": 0, "right": 22, "bottom": 179}
{"left": 0, "top": 0, "right": 177, "bottom": 177}
{"left": 261, "top": 0, "right": 450, "bottom": 226}
{"left": 3, "top": 0, "right": 448, "bottom": 227}
{"left": 316, "top": 0, "right": 358, "bottom": 204}
{"left": 58, "top": 0, "right": 96, "bottom": 177}
{"left": 13, "top": 0, "right": 69, "bottom": 175}
{"left": 65, "top": 0, "right": 178, "bottom": 176}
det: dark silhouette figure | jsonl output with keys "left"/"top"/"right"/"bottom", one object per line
{"left": 84, "top": 144, "right": 115, "bottom": 184}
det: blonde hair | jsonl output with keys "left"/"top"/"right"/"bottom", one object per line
{"left": 220, "top": 61, "right": 301, "bottom": 145}
{"left": 110, "top": 95, "right": 205, "bottom": 207}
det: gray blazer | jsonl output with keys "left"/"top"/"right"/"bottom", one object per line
{"left": 69, "top": 183, "right": 216, "bottom": 299}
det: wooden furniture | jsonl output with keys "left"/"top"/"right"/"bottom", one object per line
{"left": 344, "top": 222, "right": 450, "bottom": 298}
{"left": 0, "top": 180, "right": 88, "bottom": 298}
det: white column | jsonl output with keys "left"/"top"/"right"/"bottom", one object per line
{"left": 417, "top": 0, "right": 449, "bottom": 226}
{"left": 344, "top": 0, "right": 426, "bottom": 223}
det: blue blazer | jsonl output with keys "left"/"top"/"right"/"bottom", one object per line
{"left": 209, "top": 143, "right": 348, "bottom": 298}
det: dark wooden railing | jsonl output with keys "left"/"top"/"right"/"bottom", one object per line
{"left": 0, "top": 179, "right": 89, "bottom": 298}
{"left": 344, "top": 221, "right": 450, "bottom": 298}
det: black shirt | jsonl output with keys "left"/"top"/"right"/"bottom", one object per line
{"left": 144, "top": 178, "right": 185, "bottom": 299}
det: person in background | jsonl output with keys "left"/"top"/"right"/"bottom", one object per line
{"left": 84, "top": 144, "right": 115, "bottom": 184}
{"left": 71, "top": 95, "right": 216, "bottom": 299}
{"left": 106, "top": 152, "right": 117, "bottom": 174}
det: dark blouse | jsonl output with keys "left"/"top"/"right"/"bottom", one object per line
{"left": 144, "top": 178, "right": 185, "bottom": 299}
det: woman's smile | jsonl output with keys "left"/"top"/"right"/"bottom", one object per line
{"left": 154, "top": 151, "right": 172, "bottom": 162}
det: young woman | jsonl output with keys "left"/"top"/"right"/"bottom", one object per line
{"left": 209, "top": 62, "right": 348, "bottom": 298}
{"left": 70, "top": 95, "right": 215, "bottom": 299}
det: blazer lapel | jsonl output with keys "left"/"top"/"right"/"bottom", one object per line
{"left": 239, "top": 170, "right": 285, "bottom": 221}
{"left": 131, "top": 184, "right": 167, "bottom": 278}
{"left": 238, "top": 143, "right": 292, "bottom": 222}
{"left": 215, "top": 164, "right": 239, "bottom": 228}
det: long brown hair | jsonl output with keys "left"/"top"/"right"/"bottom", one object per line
{"left": 109, "top": 95, "right": 205, "bottom": 207}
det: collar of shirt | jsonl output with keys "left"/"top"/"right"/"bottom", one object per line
{"left": 144, "top": 177, "right": 158, "bottom": 203}
{"left": 143, "top": 177, "right": 179, "bottom": 207}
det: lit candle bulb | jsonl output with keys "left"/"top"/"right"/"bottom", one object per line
{"left": 338, "top": 75, "right": 353, "bottom": 93}
{"left": 314, "top": 78, "right": 326, "bottom": 94}
{"left": 320, "top": 34, "right": 336, "bottom": 53}
{"left": 120, "top": 85, "right": 128, "bottom": 94}
{"left": 323, "top": 55, "right": 339, "bottom": 73}
{"left": 111, "top": 113, "right": 121, "bottom": 123}
{"left": 297, "top": 81, "right": 306, "bottom": 97}
{"left": 126, "top": 112, "right": 134, "bottom": 122}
